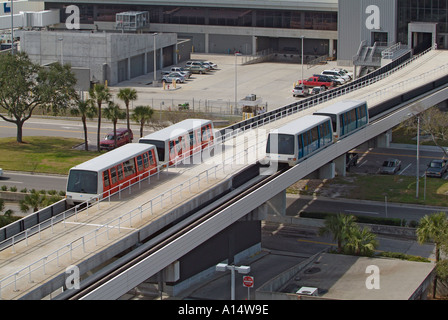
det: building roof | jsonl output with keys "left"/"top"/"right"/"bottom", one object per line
{"left": 43, "top": 0, "right": 338, "bottom": 11}
{"left": 139, "top": 119, "right": 211, "bottom": 142}
{"left": 274, "top": 115, "right": 330, "bottom": 136}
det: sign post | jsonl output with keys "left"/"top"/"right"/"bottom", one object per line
{"left": 243, "top": 276, "right": 254, "bottom": 300}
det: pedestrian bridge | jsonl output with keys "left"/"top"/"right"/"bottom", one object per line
{"left": 1, "top": 48, "right": 448, "bottom": 300}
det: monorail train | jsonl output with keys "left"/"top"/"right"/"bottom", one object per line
{"left": 313, "top": 100, "right": 369, "bottom": 140}
{"left": 266, "top": 115, "right": 334, "bottom": 167}
{"left": 139, "top": 119, "right": 214, "bottom": 166}
{"left": 266, "top": 100, "right": 369, "bottom": 166}
{"left": 66, "top": 143, "right": 158, "bottom": 205}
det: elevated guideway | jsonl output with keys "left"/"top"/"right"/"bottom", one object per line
{"left": 1, "top": 49, "right": 448, "bottom": 300}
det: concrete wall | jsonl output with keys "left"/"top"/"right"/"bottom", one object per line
{"left": 20, "top": 30, "right": 178, "bottom": 85}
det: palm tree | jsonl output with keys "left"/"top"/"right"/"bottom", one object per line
{"left": 20, "top": 191, "right": 47, "bottom": 213}
{"left": 417, "top": 211, "right": 448, "bottom": 298}
{"left": 70, "top": 99, "right": 97, "bottom": 151}
{"left": 117, "top": 88, "right": 138, "bottom": 132}
{"left": 345, "top": 226, "right": 378, "bottom": 256}
{"left": 132, "top": 105, "right": 154, "bottom": 138}
{"left": 319, "top": 214, "right": 357, "bottom": 253}
{"left": 103, "top": 102, "right": 126, "bottom": 149}
{"left": 89, "top": 84, "right": 112, "bottom": 152}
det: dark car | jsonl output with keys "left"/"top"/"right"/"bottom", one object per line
{"left": 426, "top": 159, "right": 448, "bottom": 178}
{"left": 380, "top": 159, "right": 401, "bottom": 175}
{"left": 100, "top": 128, "right": 133, "bottom": 151}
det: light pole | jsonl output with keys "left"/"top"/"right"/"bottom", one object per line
{"left": 234, "top": 52, "right": 241, "bottom": 114}
{"left": 58, "top": 37, "right": 64, "bottom": 65}
{"left": 301, "top": 36, "right": 305, "bottom": 82}
{"left": 416, "top": 115, "right": 420, "bottom": 199}
{"left": 216, "top": 263, "right": 250, "bottom": 300}
{"left": 10, "top": 0, "right": 14, "bottom": 55}
{"left": 153, "top": 33, "right": 158, "bottom": 83}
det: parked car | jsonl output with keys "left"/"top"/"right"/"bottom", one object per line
{"left": 426, "top": 159, "right": 448, "bottom": 178}
{"left": 298, "top": 75, "right": 334, "bottom": 89}
{"left": 333, "top": 68, "right": 353, "bottom": 80}
{"left": 318, "top": 73, "right": 345, "bottom": 85}
{"left": 203, "top": 61, "right": 218, "bottom": 69}
{"left": 380, "top": 159, "right": 401, "bottom": 175}
{"left": 0, "top": 167, "right": 3, "bottom": 178}
{"left": 322, "top": 69, "right": 351, "bottom": 82}
{"left": 311, "top": 86, "right": 325, "bottom": 94}
{"left": 162, "top": 72, "right": 185, "bottom": 83}
{"left": 161, "top": 67, "right": 191, "bottom": 79}
{"left": 185, "top": 64, "right": 208, "bottom": 74}
{"left": 292, "top": 85, "right": 309, "bottom": 97}
{"left": 185, "top": 61, "right": 210, "bottom": 71}
{"left": 100, "top": 128, "right": 133, "bottom": 151}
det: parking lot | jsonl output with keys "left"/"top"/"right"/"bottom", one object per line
{"left": 109, "top": 53, "right": 348, "bottom": 115}
{"left": 349, "top": 145, "right": 448, "bottom": 178}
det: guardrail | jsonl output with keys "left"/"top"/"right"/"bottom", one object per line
{"left": 0, "top": 46, "right": 441, "bottom": 299}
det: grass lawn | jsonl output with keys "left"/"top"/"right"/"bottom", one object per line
{"left": 325, "top": 174, "right": 448, "bottom": 207}
{"left": 0, "top": 137, "right": 99, "bottom": 175}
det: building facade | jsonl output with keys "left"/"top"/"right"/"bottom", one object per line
{"left": 39, "top": 0, "right": 339, "bottom": 59}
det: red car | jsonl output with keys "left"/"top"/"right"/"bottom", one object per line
{"left": 298, "top": 76, "right": 334, "bottom": 89}
{"left": 100, "top": 128, "right": 133, "bottom": 151}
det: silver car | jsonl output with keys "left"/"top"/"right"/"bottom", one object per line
{"left": 380, "top": 159, "right": 401, "bottom": 174}
{"left": 162, "top": 72, "right": 185, "bottom": 83}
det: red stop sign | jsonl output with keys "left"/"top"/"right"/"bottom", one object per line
{"left": 243, "top": 276, "right": 254, "bottom": 288}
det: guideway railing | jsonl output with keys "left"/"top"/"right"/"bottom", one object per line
{"left": 0, "top": 46, "right": 440, "bottom": 299}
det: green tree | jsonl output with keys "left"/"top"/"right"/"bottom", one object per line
{"left": 0, "top": 52, "right": 78, "bottom": 143}
{"left": 319, "top": 214, "right": 357, "bottom": 253}
{"left": 70, "top": 99, "right": 97, "bottom": 151}
{"left": 132, "top": 105, "right": 154, "bottom": 138}
{"left": 103, "top": 102, "right": 126, "bottom": 149}
{"left": 89, "top": 84, "right": 112, "bottom": 152}
{"left": 345, "top": 226, "right": 378, "bottom": 257}
{"left": 19, "top": 191, "right": 46, "bottom": 213}
{"left": 117, "top": 88, "right": 138, "bottom": 132}
{"left": 417, "top": 211, "right": 448, "bottom": 298}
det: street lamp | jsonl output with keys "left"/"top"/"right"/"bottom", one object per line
{"left": 301, "top": 36, "right": 305, "bottom": 82}
{"left": 58, "top": 37, "right": 64, "bottom": 65}
{"left": 408, "top": 112, "right": 420, "bottom": 198}
{"left": 234, "top": 52, "right": 241, "bottom": 114}
{"left": 216, "top": 263, "right": 250, "bottom": 300}
{"left": 153, "top": 33, "right": 158, "bottom": 83}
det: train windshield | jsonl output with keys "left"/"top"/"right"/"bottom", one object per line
{"left": 67, "top": 170, "right": 98, "bottom": 194}
{"left": 267, "top": 134, "right": 295, "bottom": 155}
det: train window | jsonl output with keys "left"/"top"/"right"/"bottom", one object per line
{"left": 202, "top": 125, "right": 210, "bottom": 141}
{"left": 310, "top": 127, "right": 319, "bottom": 142}
{"left": 137, "top": 155, "right": 144, "bottom": 171}
{"left": 149, "top": 151, "right": 155, "bottom": 165}
{"left": 123, "top": 160, "right": 135, "bottom": 177}
{"left": 117, "top": 164, "right": 123, "bottom": 181}
{"left": 110, "top": 167, "right": 117, "bottom": 184}
{"left": 143, "top": 152, "right": 149, "bottom": 168}
{"left": 103, "top": 170, "right": 110, "bottom": 187}
{"left": 278, "top": 134, "right": 295, "bottom": 155}
{"left": 189, "top": 132, "right": 194, "bottom": 147}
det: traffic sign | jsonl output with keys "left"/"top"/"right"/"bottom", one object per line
{"left": 243, "top": 276, "right": 254, "bottom": 288}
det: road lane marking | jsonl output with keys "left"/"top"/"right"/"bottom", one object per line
{"left": 345, "top": 209, "right": 379, "bottom": 215}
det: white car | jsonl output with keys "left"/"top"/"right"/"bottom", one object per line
{"left": 322, "top": 69, "right": 351, "bottom": 82}
{"left": 332, "top": 68, "right": 354, "bottom": 80}
{"left": 203, "top": 61, "right": 218, "bottom": 69}
{"left": 292, "top": 85, "right": 308, "bottom": 97}
{"left": 0, "top": 168, "right": 3, "bottom": 178}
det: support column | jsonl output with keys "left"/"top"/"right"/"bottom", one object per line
{"left": 205, "top": 33, "right": 209, "bottom": 53}
{"left": 329, "top": 39, "right": 334, "bottom": 58}
{"left": 318, "top": 162, "right": 335, "bottom": 179}
{"left": 252, "top": 35, "right": 257, "bottom": 55}
{"left": 377, "top": 129, "right": 392, "bottom": 148}
{"left": 334, "top": 154, "right": 347, "bottom": 177}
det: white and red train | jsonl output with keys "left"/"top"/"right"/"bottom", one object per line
{"left": 66, "top": 119, "right": 214, "bottom": 205}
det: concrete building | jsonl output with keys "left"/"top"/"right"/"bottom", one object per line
{"left": 39, "top": 0, "right": 339, "bottom": 60}
{"left": 20, "top": 30, "right": 188, "bottom": 85}
{"left": 338, "top": 0, "right": 448, "bottom": 67}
